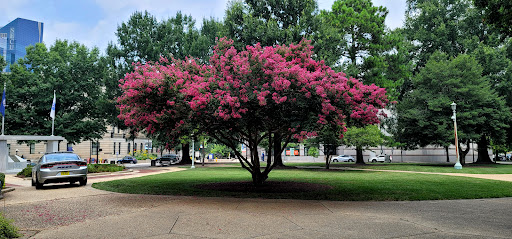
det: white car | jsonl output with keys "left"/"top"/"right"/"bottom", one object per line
{"left": 369, "top": 155, "right": 392, "bottom": 163}
{"left": 332, "top": 155, "right": 355, "bottom": 162}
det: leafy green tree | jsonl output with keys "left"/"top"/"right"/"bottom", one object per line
{"left": 223, "top": 0, "right": 319, "bottom": 50}
{"left": 106, "top": 11, "right": 216, "bottom": 164}
{"left": 404, "top": 0, "right": 500, "bottom": 69}
{"left": 343, "top": 125, "right": 384, "bottom": 164}
{"left": 211, "top": 144, "right": 230, "bottom": 158}
{"left": 0, "top": 55, "right": 5, "bottom": 73}
{"left": 304, "top": 124, "right": 344, "bottom": 169}
{"left": 6, "top": 40, "right": 106, "bottom": 143}
{"left": 323, "top": 0, "right": 389, "bottom": 82}
{"left": 473, "top": 0, "right": 512, "bottom": 37}
{"left": 396, "top": 52, "right": 510, "bottom": 164}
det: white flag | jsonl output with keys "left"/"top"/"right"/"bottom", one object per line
{"left": 50, "top": 91, "right": 56, "bottom": 119}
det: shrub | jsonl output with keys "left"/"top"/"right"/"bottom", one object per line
{"left": 308, "top": 147, "right": 319, "bottom": 158}
{"left": 131, "top": 151, "right": 157, "bottom": 161}
{"left": 0, "top": 173, "right": 4, "bottom": 189}
{"left": 16, "top": 165, "right": 32, "bottom": 178}
{"left": 87, "top": 164, "right": 125, "bottom": 173}
{"left": 0, "top": 213, "right": 21, "bottom": 238}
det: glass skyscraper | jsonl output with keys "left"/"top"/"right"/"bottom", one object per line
{"left": 0, "top": 18, "right": 44, "bottom": 72}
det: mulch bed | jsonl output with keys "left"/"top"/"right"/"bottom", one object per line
{"left": 195, "top": 181, "right": 333, "bottom": 193}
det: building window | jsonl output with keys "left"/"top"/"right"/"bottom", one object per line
{"left": 134, "top": 143, "right": 137, "bottom": 153}
{"left": 118, "top": 142, "right": 121, "bottom": 155}
{"left": 140, "top": 143, "right": 143, "bottom": 152}
{"left": 67, "top": 143, "right": 73, "bottom": 151}
{"left": 10, "top": 53, "right": 15, "bottom": 64}
{"left": 91, "top": 142, "right": 99, "bottom": 155}
{"left": 127, "top": 143, "right": 131, "bottom": 154}
{"left": 7, "top": 144, "right": 10, "bottom": 155}
{"left": 113, "top": 143, "right": 116, "bottom": 155}
{"left": 30, "top": 143, "right": 35, "bottom": 154}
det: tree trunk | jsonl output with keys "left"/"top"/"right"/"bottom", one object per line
{"left": 476, "top": 135, "right": 493, "bottom": 164}
{"left": 355, "top": 146, "right": 365, "bottom": 164}
{"left": 458, "top": 141, "right": 470, "bottom": 165}
{"left": 325, "top": 155, "right": 331, "bottom": 169}
{"left": 251, "top": 170, "right": 268, "bottom": 186}
{"left": 273, "top": 133, "right": 285, "bottom": 167}
{"left": 445, "top": 146, "right": 450, "bottom": 163}
{"left": 179, "top": 142, "right": 191, "bottom": 165}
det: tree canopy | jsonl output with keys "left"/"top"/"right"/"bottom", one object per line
{"left": 117, "top": 38, "right": 388, "bottom": 184}
{"left": 5, "top": 40, "right": 107, "bottom": 143}
{"left": 396, "top": 52, "right": 510, "bottom": 164}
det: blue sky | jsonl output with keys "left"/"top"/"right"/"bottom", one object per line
{"left": 0, "top": 0, "right": 406, "bottom": 54}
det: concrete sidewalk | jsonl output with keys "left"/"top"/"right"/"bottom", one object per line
{"left": 2, "top": 167, "right": 512, "bottom": 238}
{"left": 339, "top": 167, "right": 512, "bottom": 182}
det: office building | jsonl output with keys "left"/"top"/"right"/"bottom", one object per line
{"left": 0, "top": 18, "right": 44, "bottom": 72}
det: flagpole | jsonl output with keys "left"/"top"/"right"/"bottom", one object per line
{"left": 51, "top": 90, "right": 55, "bottom": 136}
{"left": 1, "top": 83, "right": 5, "bottom": 136}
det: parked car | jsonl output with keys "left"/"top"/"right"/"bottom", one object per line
{"left": 332, "top": 155, "right": 355, "bottom": 162}
{"left": 369, "top": 155, "right": 392, "bottom": 163}
{"left": 156, "top": 154, "right": 180, "bottom": 166}
{"left": 117, "top": 156, "right": 137, "bottom": 164}
{"left": 493, "top": 154, "right": 507, "bottom": 161}
{"left": 32, "top": 152, "right": 88, "bottom": 189}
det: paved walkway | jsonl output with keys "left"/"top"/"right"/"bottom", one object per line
{"left": 1, "top": 166, "right": 512, "bottom": 238}
{"left": 341, "top": 168, "right": 512, "bottom": 182}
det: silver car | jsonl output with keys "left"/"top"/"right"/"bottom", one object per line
{"left": 332, "top": 155, "right": 355, "bottom": 162}
{"left": 32, "top": 152, "right": 88, "bottom": 189}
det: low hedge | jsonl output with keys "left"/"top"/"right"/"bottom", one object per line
{"left": 16, "top": 165, "right": 32, "bottom": 178}
{"left": 87, "top": 164, "right": 125, "bottom": 173}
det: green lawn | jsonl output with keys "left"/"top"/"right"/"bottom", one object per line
{"left": 92, "top": 167, "right": 512, "bottom": 201}
{"left": 286, "top": 162, "right": 512, "bottom": 174}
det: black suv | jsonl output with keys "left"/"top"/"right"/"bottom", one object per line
{"left": 156, "top": 154, "right": 180, "bottom": 166}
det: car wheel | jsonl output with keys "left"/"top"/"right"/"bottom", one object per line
{"left": 349, "top": 159, "right": 353, "bottom": 162}
{"left": 333, "top": 159, "right": 338, "bottom": 162}
{"left": 35, "top": 176, "right": 43, "bottom": 189}
{"left": 372, "top": 159, "right": 377, "bottom": 163}
{"left": 131, "top": 161, "right": 136, "bottom": 164}
{"left": 79, "top": 178, "right": 87, "bottom": 186}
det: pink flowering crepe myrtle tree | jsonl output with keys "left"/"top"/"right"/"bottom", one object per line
{"left": 118, "top": 38, "right": 388, "bottom": 185}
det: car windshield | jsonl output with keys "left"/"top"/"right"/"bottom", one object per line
{"left": 45, "top": 154, "right": 80, "bottom": 162}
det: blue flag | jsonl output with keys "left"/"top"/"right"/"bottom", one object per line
{"left": 0, "top": 87, "right": 5, "bottom": 117}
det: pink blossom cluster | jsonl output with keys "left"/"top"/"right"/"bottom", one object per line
{"left": 117, "top": 38, "right": 389, "bottom": 145}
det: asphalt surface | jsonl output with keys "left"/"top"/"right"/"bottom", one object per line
{"left": 1, "top": 163, "right": 512, "bottom": 239}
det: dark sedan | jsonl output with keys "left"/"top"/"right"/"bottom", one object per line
{"left": 117, "top": 156, "right": 137, "bottom": 164}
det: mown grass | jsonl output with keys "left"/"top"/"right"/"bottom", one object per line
{"left": 286, "top": 162, "right": 512, "bottom": 174}
{"left": 92, "top": 166, "right": 512, "bottom": 201}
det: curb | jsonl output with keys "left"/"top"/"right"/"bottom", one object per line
{"left": 0, "top": 187, "right": 15, "bottom": 198}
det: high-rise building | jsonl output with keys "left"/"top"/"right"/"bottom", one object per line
{"left": 0, "top": 18, "right": 44, "bottom": 72}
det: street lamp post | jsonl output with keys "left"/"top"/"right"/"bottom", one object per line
{"left": 191, "top": 137, "right": 195, "bottom": 169}
{"left": 451, "top": 102, "right": 462, "bottom": 169}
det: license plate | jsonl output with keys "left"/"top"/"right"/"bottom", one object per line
{"left": 61, "top": 171, "right": 70, "bottom": 176}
